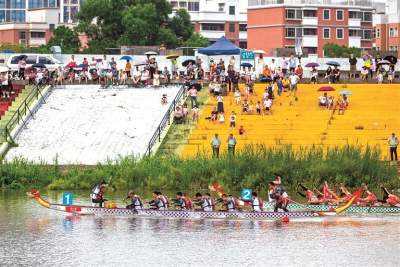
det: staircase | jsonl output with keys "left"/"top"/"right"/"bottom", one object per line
{"left": 181, "top": 83, "right": 400, "bottom": 159}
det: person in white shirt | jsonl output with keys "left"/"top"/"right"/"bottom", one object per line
{"left": 264, "top": 98, "right": 272, "bottom": 114}
{"left": 318, "top": 93, "right": 327, "bottom": 108}
{"left": 289, "top": 73, "right": 300, "bottom": 97}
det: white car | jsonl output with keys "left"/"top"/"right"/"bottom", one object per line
{"left": 7, "top": 54, "right": 62, "bottom": 72}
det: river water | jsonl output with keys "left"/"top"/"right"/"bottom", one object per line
{"left": 0, "top": 191, "right": 399, "bottom": 267}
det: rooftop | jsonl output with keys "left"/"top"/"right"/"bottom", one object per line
{"left": 248, "top": 0, "right": 373, "bottom": 8}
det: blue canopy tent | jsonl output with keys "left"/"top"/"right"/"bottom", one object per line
{"left": 198, "top": 36, "right": 241, "bottom": 55}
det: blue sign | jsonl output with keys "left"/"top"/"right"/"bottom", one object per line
{"left": 241, "top": 188, "right": 252, "bottom": 201}
{"left": 240, "top": 51, "right": 255, "bottom": 60}
{"left": 62, "top": 192, "right": 73, "bottom": 205}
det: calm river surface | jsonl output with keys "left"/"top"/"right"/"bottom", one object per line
{"left": 0, "top": 191, "right": 399, "bottom": 267}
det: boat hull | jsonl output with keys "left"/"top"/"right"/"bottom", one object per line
{"left": 263, "top": 202, "right": 400, "bottom": 213}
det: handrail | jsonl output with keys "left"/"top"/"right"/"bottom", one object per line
{"left": 0, "top": 84, "right": 49, "bottom": 145}
{"left": 146, "top": 84, "right": 187, "bottom": 157}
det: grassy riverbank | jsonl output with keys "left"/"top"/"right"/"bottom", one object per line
{"left": 0, "top": 145, "right": 398, "bottom": 192}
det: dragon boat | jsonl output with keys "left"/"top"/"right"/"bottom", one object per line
{"left": 28, "top": 191, "right": 326, "bottom": 221}
{"left": 263, "top": 202, "right": 400, "bottom": 213}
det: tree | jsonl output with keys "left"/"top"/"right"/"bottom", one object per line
{"left": 184, "top": 33, "right": 209, "bottom": 48}
{"left": 323, "top": 43, "right": 361, "bottom": 58}
{"left": 47, "top": 26, "right": 80, "bottom": 53}
{"left": 169, "top": 9, "right": 193, "bottom": 44}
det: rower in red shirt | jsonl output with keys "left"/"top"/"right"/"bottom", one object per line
{"left": 298, "top": 183, "right": 320, "bottom": 204}
{"left": 382, "top": 187, "right": 400, "bottom": 207}
{"left": 358, "top": 185, "right": 378, "bottom": 206}
{"left": 339, "top": 183, "right": 353, "bottom": 203}
{"left": 320, "top": 181, "right": 339, "bottom": 205}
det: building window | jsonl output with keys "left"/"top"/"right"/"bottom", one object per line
{"left": 170, "top": 1, "right": 177, "bottom": 9}
{"left": 201, "top": 23, "right": 225, "bottom": 31}
{"left": 0, "top": 10, "right": 4, "bottom": 23}
{"left": 31, "top": 32, "right": 45, "bottom": 38}
{"left": 375, "top": 28, "right": 380, "bottom": 38}
{"left": 10, "top": 10, "right": 25, "bottom": 22}
{"left": 239, "top": 41, "right": 247, "bottom": 49}
{"left": 389, "top": 28, "right": 398, "bottom": 37}
{"left": 362, "top": 12, "right": 372, "bottom": 22}
{"left": 349, "top": 29, "right": 361, "bottom": 37}
{"left": 218, "top": 3, "right": 225, "bottom": 12}
{"left": 49, "top": 24, "right": 55, "bottom": 32}
{"left": 323, "top": 28, "right": 330, "bottom": 39}
{"left": 229, "top": 6, "right": 235, "bottom": 15}
{"left": 305, "top": 47, "right": 317, "bottom": 54}
{"left": 349, "top": 11, "right": 361, "bottom": 19}
{"left": 179, "top": 1, "right": 187, "bottom": 8}
{"left": 363, "top": 30, "right": 372, "bottom": 40}
{"left": 188, "top": 1, "right": 199, "bottom": 11}
{"left": 336, "top": 28, "right": 344, "bottom": 39}
{"left": 11, "top": 0, "right": 25, "bottom": 8}
{"left": 19, "top": 31, "right": 26, "bottom": 40}
{"left": 323, "top": 9, "right": 330, "bottom": 20}
{"left": 303, "top": 10, "right": 316, "bottom": 17}
{"left": 389, "top": 46, "right": 398, "bottom": 52}
{"left": 229, "top": 23, "right": 235, "bottom": 32}
{"left": 303, "top": 28, "right": 317, "bottom": 36}
{"left": 239, "top": 24, "right": 247, "bottom": 32}
{"left": 336, "top": 10, "right": 344, "bottom": 21}
{"left": 286, "top": 9, "right": 301, "bottom": 19}
{"left": 286, "top": 28, "right": 295, "bottom": 38}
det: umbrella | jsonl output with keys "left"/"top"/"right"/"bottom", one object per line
{"left": 338, "top": 91, "right": 352, "bottom": 95}
{"left": 326, "top": 61, "right": 340, "bottom": 67}
{"left": 384, "top": 55, "right": 397, "bottom": 65}
{"left": 377, "top": 60, "right": 391, "bottom": 65}
{"left": 305, "top": 62, "right": 319, "bottom": 68}
{"left": 3, "top": 49, "right": 13, "bottom": 53}
{"left": 96, "top": 58, "right": 103, "bottom": 63}
{"left": 182, "top": 59, "right": 196, "bottom": 67}
{"left": 189, "top": 83, "right": 202, "bottom": 91}
{"left": 253, "top": 49, "right": 265, "bottom": 54}
{"left": 241, "top": 62, "right": 253, "bottom": 68}
{"left": 78, "top": 63, "right": 89, "bottom": 68}
{"left": 134, "top": 62, "right": 148, "bottom": 66}
{"left": 144, "top": 51, "right": 158, "bottom": 56}
{"left": 166, "top": 54, "right": 179, "bottom": 59}
{"left": 120, "top": 55, "right": 133, "bottom": 61}
{"left": 32, "top": 63, "right": 46, "bottom": 69}
{"left": 260, "top": 76, "right": 273, "bottom": 82}
{"left": 0, "top": 66, "right": 9, "bottom": 72}
{"left": 66, "top": 62, "right": 77, "bottom": 68}
{"left": 318, "top": 86, "right": 335, "bottom": 92}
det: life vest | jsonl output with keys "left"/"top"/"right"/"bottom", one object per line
{"left": 157, "top": 197, "right": 167, "bottom": 210}
{"left": 252, "top": 197, "right": 263, "bottom": 212}
{"left": 226, "top": 197, "right": 236, "bottom": 211}
{"left": 387, "top": 195, "right": 400, "bottom": 207}
{"left": 364, "top": 192, "right": 378, "bottom": 204}
{"left": 184, "top": 197, "right": 193, "bottom": 210}
{"left": 323, "top": 185, "right": 337, "bottom": 201}
{"left": 132, "top": 196, "right": 143, "bottom": 210}
{"left": 90, "top": 184, "right": 102, "bottom": 200}
{"left": 306, "top": 190, "right": 319, "bottom": 203}
{"left": 160, "top": 195, "right": 169, "bottom": 209}
{"left": 202, "top": 198, "right": 213, "bottom": 212}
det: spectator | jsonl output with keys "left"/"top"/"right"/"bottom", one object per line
{"left": 388, "top": 66, "right": 395, "bottom": 84}
{"left": 125, "top": 60, "right": 132, "bottom": 78}
{"left": 188, "top": 85, "right": 198, "bottom": 108}
{"left": 161, "top": 94, "right": 168, "bottom": 105}
{"left": 238, "top": 125, "right": 245, "bottom": 135}
{"left": 17, "top": 57, "right": 26, "bottom": 80}
{"left": 211, "top": 134, "right": 221, "bottom": 158}
{"left": 325, "top": 66, "right": 333, "bottom": 83}
{"left": 289, "top": 72, "right": 299, "bottom": 97}
{"left": 234, "top": 89, "right": 241, "bottom": 105}
{"left": 192, "top": 105, "right": 199, "bottom": 121}
{"left": 276, "top": 76, "right": 283, "bottom": 96}
{"left": 295, "top": 65, "right": 303, "bottom": 79}
{"left": 229, "top": 111, "right": 237, "bottom": 129}
{"left": 264, "top": 98, "right": 272, "bottom": 115}
{"left": 318, "top": 93, "right": 328, "bottom": 108}
{"left": 227, "top": 133, "right": 237, "bottom": 155}
{"left": 288, "top": 54, "right": 296, "bottom": 73}
{"left": 332, "top": 66, "right": 340, "bottom": 83}
{"left": 349, "top": 54, "right": 357, "bottom": 79}
{"left": 310, "top": 66, "right": 318, "bottom": 84}
{"left": 217, "top": 94, "right": 224, "bottom": 113}
{"left": 218, "top": 112, "right": 225, "bottom": 124}
{"left": 256, "top": 101, "right": 261, "bottom": 115}
{"left": 388, "top": 133, "right": 399, "bottom": 161}
{"left": 153, "top": 69, "right": 160, "bottom": 87}
{"left": 281, "top": 56, "right": 288, "bottom": 75}
{"left": 173, "top": 106, "right": 184, "bottom": 124}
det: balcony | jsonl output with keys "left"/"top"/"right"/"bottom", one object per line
{"left": 348, "top": 36, "right": 361, "bottom": 48}
{"left": 348, "top": 18, "right": 361, "bottom": 27}
{"left": 302, "top": 36, "right": 318, "bottom": 47}
{"left": 239, "top": 32, "right": 247, "bottom": 40}
{"left": 302, "top": 17, "right": 318, "bottom": 26}
{"left": 200, "top": 31, "right": 226, "bottom": 40}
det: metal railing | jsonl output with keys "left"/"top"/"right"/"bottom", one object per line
{"left": 0, "top": 85, "right": 48, "bottom": 145}
{"left": 248, "top": 0, "right": 373, "bottom": 7}
{"left": 146, "top": 84, "right": 187, "bottom": 157}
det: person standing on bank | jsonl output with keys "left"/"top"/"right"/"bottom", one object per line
{"left": 388, "top": 133, "right": 399, "bottom": 161}
{"left": 211, "top": 134, "right": 221, "bottom": 158}
{"left": 227, "top": 133, "right": 237, "bottom": 155}
{"left": 349, "top": 54, "right": 357, "bottom": 80}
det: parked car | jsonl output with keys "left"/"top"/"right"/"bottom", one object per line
{"left": 7, "top": 54, "right": 61, "bottom": 73}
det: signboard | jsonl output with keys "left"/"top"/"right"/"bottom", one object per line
{"left": 241, "top": 188, "right": 252, "bottom": 201}
{"left": 62, "top": 192, "right": 73, "bottom": 206}
{"left": 240, "top": 51, "right": 255, "bottom": 61}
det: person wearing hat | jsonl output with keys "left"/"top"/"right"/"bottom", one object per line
{"left": 388, "top": 133, "right": 399, "bottom": 161}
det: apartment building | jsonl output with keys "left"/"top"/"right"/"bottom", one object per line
{"left": 247, "top": 0, "right": 374, "bottom": 57}
{"left": 169, "top": 0, "right": 248, "bottom": 48}
{"left": 0, "top": 0, "right": 82, "bottom": 47}
{"left": 373, "top": 0, "right": 400, "bottom": 57}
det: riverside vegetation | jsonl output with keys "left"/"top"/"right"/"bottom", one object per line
{"left": 0, "top": 145, "right": 398, "bottom": 193}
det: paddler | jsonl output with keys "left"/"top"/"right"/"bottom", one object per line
{"left": 174, "top": 192, "right": 192, "bottom": 210}
{"left": 90, "top": 181, "right": 108, "bottom": 207}
{"left": 358, "top": 185, "right": 378, "bottom": 206}
{"left": 321, "top": 181, "right": 339, "bottom": 205}
{"left": 382, "top": 187, "right": 400, "bottom": 207}
{"left": 150, "top": 191, "right": 168, "bottom": 210}
{"left": 269, "top": 182, "right": 289, "bottom": 212}
{"left": 221, "top": 194, "right": 238, "bottom": 212}
{"left": 195, "top": 193, "right": 214, "bottom": 211}
{"left": 125, "top": 191, "right": 143, "bottom": 210}
{"left": 339, "top": 183, "right": 353, "bottom": 203}
{"left": 298, "top": 183, "right": 320, "bottom": 204}
{"left": 250, "top": 192, "right": 263, "bottom": 212}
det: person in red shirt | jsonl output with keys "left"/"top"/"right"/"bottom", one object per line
{"left": 294, "top": 65, "right": 303, "bottom": 79}
{"left": 382, "top": 187, "right": 400, "bottom": 207}
{"left": 358, "top": 185, "right": 378, "bottom": 206}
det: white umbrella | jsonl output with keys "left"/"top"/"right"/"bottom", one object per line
{"left": 144, "top": 51, "right": 158, "bottom": 56}
{"left": 253, "top": 50, "right": 265, "bottom": 54}
{"left": 0, "top": 66, "right": 9, "bottom": 73}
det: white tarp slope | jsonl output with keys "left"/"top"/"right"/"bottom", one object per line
{"left": 5, "top": 85, "right": 181, "bottom": 164}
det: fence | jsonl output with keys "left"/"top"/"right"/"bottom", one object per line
{"left": 1, "top": 85, "right": 48, "bottom": 145}
{"left": 146, "top": 84, "right": 187, "bottom": 157}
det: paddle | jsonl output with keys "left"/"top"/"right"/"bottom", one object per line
{"left": 335, "top": 187, "right": 363, "bottom": 214}
{"left": 289, "top": 199, "right": 329, "bottom": 217}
